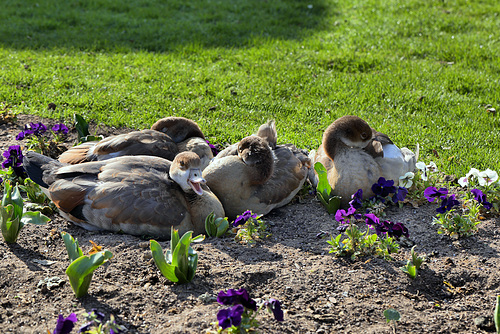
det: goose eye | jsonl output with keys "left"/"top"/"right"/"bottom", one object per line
{"left": 360, "top": 132, "right": 368, "bottom": 139}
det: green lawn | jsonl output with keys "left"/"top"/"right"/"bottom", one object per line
{"left": 1, "top": 0, "right": 499, "bottom": 176}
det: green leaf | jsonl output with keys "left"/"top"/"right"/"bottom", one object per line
{"left": 0, "top": 205, "right": 21, "bottom": 244}
{"left": 74, "top": 113, "right": 90, "bottom": 140}
{"left": 205, "top": 212, "right": 217, "bottom": 237}
{"left": 21, "top": 178, "right": 48, "bottom": 204}
{"left": 170, "top": 227, "right": 180, "bottom": 255}
{"left": 383, "top": 308, "right": 401, "bottom": 323}
{"left": 150, "top": 239, "right": 178, "bottom": 282}
{"left": 61, "top": 232, "right": 84, "bottom": 262}
{"left": 494, "top": 295, "right": 499, "bottom": 334}
{"left": 187, "top": 252, "right": 198, "bottom": 282}
{"left": 314, "top": 162, "right": 332, "bottom": 195}
{"left": 81, "top": 135, "right": 104, "bottom": 143}
{"left": 2, "top": 182, "right": 24, "bottom": 222}
{"left": 410, "top": 245, "right": 424, "bottom": 270}
{"left": 216, "top": 218, "right": 229, "bottom": 237}
{"left": 400, "top": 261, "right": 417, "bottom": 279}
{"left": 65, "top": 250, "right": 113, "bottom": 298}
{"left": 21, "top": 211, "right": 50, "bottom": 225}
{"left": 314, "top": 162, "right": 341, "bottom": 214}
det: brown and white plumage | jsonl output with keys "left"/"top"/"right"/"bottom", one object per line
{"left": 24, "top": 151, "right": 224, "bottom": 239}
{"left": 58, "top": 117, "right": 213, "bottom": 169}
{"left": 203, "top": 121, "right": 310, "bottom": 219}
{"left": 309, "top": 115, "right": 417, "bottom": 207}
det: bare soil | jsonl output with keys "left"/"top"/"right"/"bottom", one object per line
{"left": 1, "top": 114, "right": 499, "bottom": 334}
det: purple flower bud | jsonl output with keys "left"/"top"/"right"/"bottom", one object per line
{"left": 265, "top": 299, "right": 284, "bottom": 321}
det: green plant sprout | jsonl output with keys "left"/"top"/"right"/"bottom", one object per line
{"left": 19, "top": 178, "right": 56, "bottom": 215}
{"left": 150, "top": 227, "right": 204, "bottom": 284}
{"left": 205, "top": 211, "right": 230, "bottom": 237}
{"left": 384, "top": 308, "right": 401, "bottom": 334}
{"left": 400, "top": 246, "right": 425, "bottom": 279}
{"left": 61, "top": 232, "right": 113, "bottom": 298}
{"left": 314, "top": 162, "right": 341, "bottom": 214}
{"left": 495, "top": 295, "right": 499, "bottom": 334}
{"left": 74, "top": 114, "right": 104, "bottom": 144}
{"left": 327, "top": 225, "right": 399, "bottom": 261}
{"left": 0, "top": 181, "right": 50, "bottom": 244}
{"left": 232, "top": 211, "right": 270, "bottom": 244}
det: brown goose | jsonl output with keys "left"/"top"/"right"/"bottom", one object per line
{"left": 203, "top": 121, "right": 310, "bottom": 219}
{"left": 24, "top": 151, "right": 224, "bottom": 239}
{"left": 309, "top": 115, "right": 417, "bottom": 207}
{"left": 58, "top": 117, "right": 213, "bottom": 170}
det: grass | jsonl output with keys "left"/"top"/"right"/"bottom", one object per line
{"left": 1, "top": 0, "right": 499, "bottom": 177}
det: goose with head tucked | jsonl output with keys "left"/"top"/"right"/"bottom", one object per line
{"left": 203, "top": 121, "right": 311, "bottom": 219}
{"left": 58, "top": 116, "right": 213, "bottom": 170}
{"left": 24, "top": 151, "right": 224, "bottom": 239}
{"left": 309, "top": 115, "right": 418, "bottom": 207}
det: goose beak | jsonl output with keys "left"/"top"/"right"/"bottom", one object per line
{"left": 188, "top": 168, "right": 205, "bottom": 195}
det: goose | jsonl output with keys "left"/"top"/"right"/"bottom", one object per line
{"left": 58, "top": 116, "right": 213, "bottom": 170}
{"left": 24, "top": 151, "right": 224, "bottom": 239}
{"left": 309, "top": 115, "right": 418, "bottom": 207}
{"left": 203, "top": 121, "right": 310, "bottom": 219}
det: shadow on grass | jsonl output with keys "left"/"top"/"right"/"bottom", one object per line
{"left": 0, "top": 0, "right": 332, "bottom": 52}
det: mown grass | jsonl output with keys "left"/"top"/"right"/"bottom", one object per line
{"left": 1, "top": 0, "right": 499, "bottom": 177}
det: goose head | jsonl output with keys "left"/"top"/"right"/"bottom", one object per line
{"left": 237, "top": 135, "right": 274, "bottom": 184}
{"left": 169, "top": 152, "right": 206, "bottom": 195}
{"left": 255, "top": 120, "right": 277, "bottom": 149}
{"left": 322, "top": 115, "right": 373, "bottom": 159}
{"left": 151, "top": 117, "right": 205, "bottom": 143}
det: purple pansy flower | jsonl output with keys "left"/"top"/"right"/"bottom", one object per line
{"left": 217, "top": 288, "right": 257, "bottom": 311}
{"left": 334, "top": 206, "right": 356, "bottom": 223}
{"left": 379, "top": 220, "right": 409, "bottom": 240}
{"left": 206, "top": 140, "right": 219, "bottom": 156}
{"left": 349, "top": 189, "right": 363, "bottom": 209}
{"left": 364, "top": 213, "right": 380, "bottom": 227}
{"left": 470, "top": 189, "right": 492, "bottom": 210}
{"left": 2, "top": 145, "right": 26, "bottom": 177}
{"left": 52, "top": 123, "right": 69, "bottom": 135}
{"left": 392, "top": 187, "right": 408, "bottom": 203}
{"left": 53, "top": 313, "right": 78, "bottom": 334}
{"left": 424, "top": 186, "right": 449, "bottom": 203}
{"left": 28, "top": 122, "right": 47, "bottom": 136}
{"left": 233, "top": 210, "right": 258, "bottom": 227}
{"left": 436, "top": 194, "right": 460, "bottom": 214}
{"left": 265, "top": 299, "right": 284, "bottom": 321}
{"left": 217, "top": 304, "right": 244, "bottom": 329}
{"left": 15, "top": 131, "right": 25, "bottom": 140}
{"left": 371, "top": 177, "right": 397, "bottom": 200}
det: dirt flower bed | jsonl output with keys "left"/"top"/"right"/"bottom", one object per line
{"left": 1, "top": 114, "right": 499, "bottom": 334}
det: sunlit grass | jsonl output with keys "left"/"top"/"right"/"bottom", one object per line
{"left": 0, "top": 0, "right": 499, "bottom": 176}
